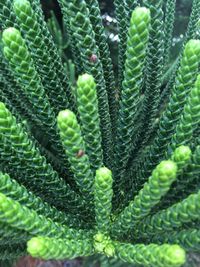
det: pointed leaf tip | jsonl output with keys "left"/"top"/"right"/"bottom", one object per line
{"left": 27, "top": 237, "right": 45, "bottom": 257}
{"left": 77, "top": 73, "right": 94, "bottom": 85}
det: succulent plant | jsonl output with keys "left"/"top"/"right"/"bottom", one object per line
{"left": 0, "top": 0, "right": 199, "bottom": 266}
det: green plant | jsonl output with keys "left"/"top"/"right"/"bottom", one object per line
{"left": 0, "top": 0, "right": 199, "bottom": 266}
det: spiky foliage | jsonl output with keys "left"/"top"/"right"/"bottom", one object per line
{"left": 0, "top": 0, "right": 199, "bottom": 266}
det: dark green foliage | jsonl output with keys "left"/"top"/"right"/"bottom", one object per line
{"left": 85, "top": 0, "right": 117, "bottom": 131}
{"left": 57, "top": 109, "right": 94, "bottom": 205}
{"left": 113, "top": 0, "right": 128, "bottom": 89}
{"left": 0, "top": 192, "right": 92, "bottom": 239}
{"left": 58, "top": 0, "right": 114, "bottom": 169}
{"left": 134, "top": 0, "right": 164, "bottom": 150}
{"left": 76, "top": 74, "right": 103, "bottom": 171}
{"left": 134, "top": 191, "right": 200, "bottom": 236}
{"left": 13, "top": 0, "right": 72, "bottom": 114}
{"left": 131, "top": 39, "right": 200, "bottom": 194}
{"left": 152, "top": 228, "right": 200, "bottom": 252}
{"left": 0, "top": 0, "right": 199, "bottom": 266}
{"left": 113, "top": 7, "right": 150, "bottom": 200}
{"left": 0, "top": 172, "right": 80, "bottom": 227}
{"left": 163, "top": 0, "right": 176, "bottom": 67}
{"left": 0, "top": 102, "right": 83, "bottom": 212}
{"left": 112, "top": 159, "right": 178, "bottom": 237}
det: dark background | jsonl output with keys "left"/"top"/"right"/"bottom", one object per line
{"left": 40, "top": 0, "right": 192, "bottom": 40}
{"left": 40, "top": 0, "right": 193, "bottom": 64}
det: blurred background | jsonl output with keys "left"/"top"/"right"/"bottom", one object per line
{"left": 13, "top": 0, "right": 198, "bottom": 266}
{"left": 39, "top": 0, "right": 193, "bottom": 70}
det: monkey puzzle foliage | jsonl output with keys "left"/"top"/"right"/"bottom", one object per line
{"left": 0, "top": 0, "right": 199, "bottom": 266}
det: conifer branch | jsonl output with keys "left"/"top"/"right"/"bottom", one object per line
{"left": 152, "top": 228, "right": 200, "bottom": 252}
{"left": 0, "top": 193, "right": 92, "bottom": 239}
{"left": 133, "top": 39, "right": 200, "bottom": 191}
{"left": 58, "top": 0, "right": 114, "bottom": 169}
{"left": 76, "top": 74, "right": 103, "bottom": 171}
{"left": 57, "top": 109, "right": 94, "bottom": 204}
{"left": 134, "top": 191, "right": 200, "bottom": 236}
{"left": 163, "top": 0, "right": 176, "bottom": 67}
{"left": 85, "top": 0, "right": 117, "bottom": 131}
{"left": 113, "top": 7, "right": 150, "bottom": 200}
{"left": 27, "top": 236, "right": 94, "bottom": 260}
{"left": 94, "top": 167, "right": 113, "bottom": 234}
{"left": 114, "top": 242, "right": 185, "bottom": 267}
{"left": 13, "top": 0, "right": 73, "bottom": 114}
